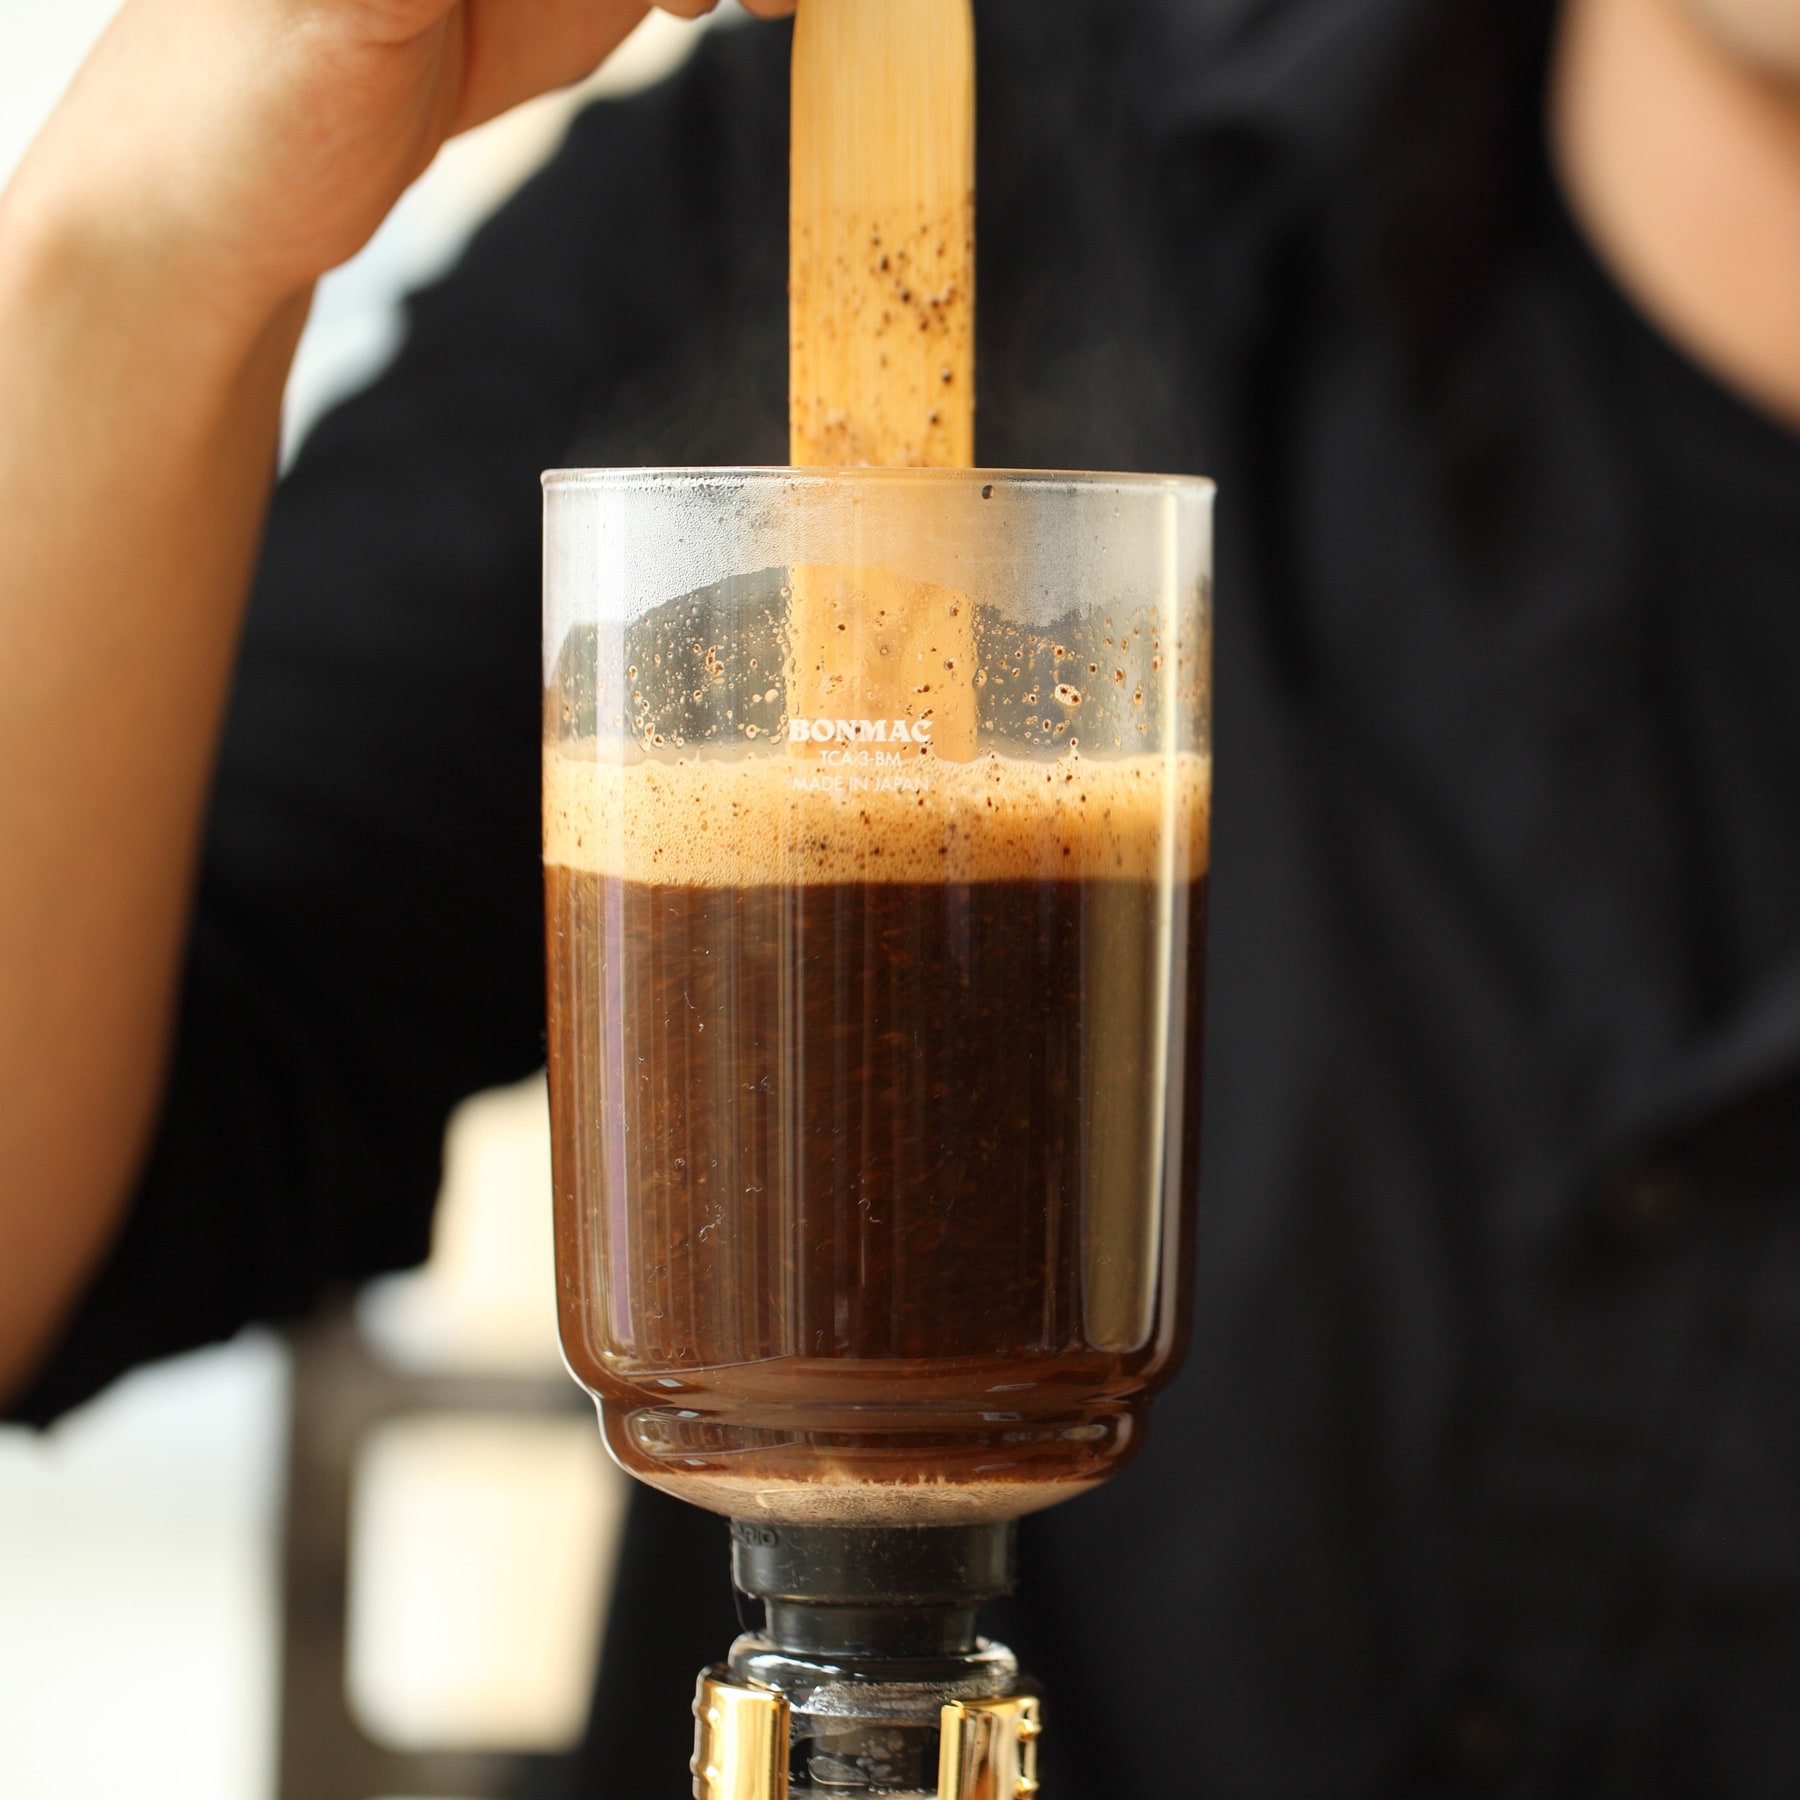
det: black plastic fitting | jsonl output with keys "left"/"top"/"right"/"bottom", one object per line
{"left": 729, "top": 1521, "right": 1017, "bottom": 1664}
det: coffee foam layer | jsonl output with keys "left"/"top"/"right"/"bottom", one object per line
{"left": 624, "top": 1465, "right": 1100, "bottom": 1526}
{"left": 544, "top": 747, "right": 1210, "bottom": 886}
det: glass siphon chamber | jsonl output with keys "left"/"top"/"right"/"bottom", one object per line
{"left": 544, "top": 468, "right": 1212, "bottom": 1528}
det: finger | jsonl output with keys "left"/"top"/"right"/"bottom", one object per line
{"left": 453, "top": 0, "right": 651, "bottom": 130}
{"left": 332, "top": 0, "right": 464, "bottom": 47}
{"left": 456, "top": 0, "right": 792, "bottom": 137}
{"left": 656, "top": 0, "right": 794, "bottom": 15}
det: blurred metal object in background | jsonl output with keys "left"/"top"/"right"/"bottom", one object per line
{"left": 277, "top": 1081, "right": 626, "bottom": 1800}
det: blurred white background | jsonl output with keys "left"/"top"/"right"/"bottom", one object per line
{"left": 0, "top": 6, "right": 725, "bottom": 1795}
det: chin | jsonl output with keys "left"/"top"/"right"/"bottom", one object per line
{"left": 1683, "top": 0, "right": 1800, "bottom": 81}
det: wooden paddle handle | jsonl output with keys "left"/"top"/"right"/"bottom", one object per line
{"left": 790, "top": 0, "right": 977, "bottom": 469}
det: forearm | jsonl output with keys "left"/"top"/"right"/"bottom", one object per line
{"left": 0, "top": 178, "right": 307, "bottom": 1398}
{"left": 0, "top": 0, "right": 797, "bottom": 1406}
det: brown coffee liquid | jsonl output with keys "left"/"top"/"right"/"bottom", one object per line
{"left": 546, "top": 753, "right": 1208, "bottom": 1523}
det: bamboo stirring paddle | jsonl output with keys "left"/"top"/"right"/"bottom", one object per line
{"left": 790, "top": 0, "right": 976, "bottom": 467}
{"left": 786, "top": 0, "right": 980, "bottom": 761}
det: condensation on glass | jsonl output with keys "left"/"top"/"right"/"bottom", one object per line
{"left": 543, "top": 469, "right": 1213, "bottom": 1526}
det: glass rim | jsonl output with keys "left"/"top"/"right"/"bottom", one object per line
{"left": 542, "top": 465, "right": 1215, "bottom": 496}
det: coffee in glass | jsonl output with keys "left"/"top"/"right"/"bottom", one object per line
{"left": 544, "top": 468, "right": 1211, "bottom": 1529}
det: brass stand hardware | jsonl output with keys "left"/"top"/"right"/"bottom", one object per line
{"left": 938, "top": 1696, "right": 1042, "bottom": 1800}
{"left": 692, "top": 1673, "right": 791, "bottom": 1800}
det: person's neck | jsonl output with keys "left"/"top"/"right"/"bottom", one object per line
{"left": 1553, "top": 0, "right": 1800, "bottom": 426}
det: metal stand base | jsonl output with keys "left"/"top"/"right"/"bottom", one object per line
{"left": 690, "top": 1520, "right": 1041, "bottom": 1798}
{"left": 693, "top": 1670, "right": 1040, "bottom": 1800}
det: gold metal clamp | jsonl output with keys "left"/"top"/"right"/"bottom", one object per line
{"left": 693, "top": 1674, "right": 791, "bottom": 1800}
{"left": 938, "top": 1696, "right": 1042, "bottom": 1800}
{"left": 692, "top": 1678, "right": 1041, "bottom": 1800}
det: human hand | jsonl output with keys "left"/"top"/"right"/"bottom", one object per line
{"left": 3, "top": 0, "right": 796, "bottom": 325}
{"left": 0, "top": 0, "right": 798, "bottom": 1402}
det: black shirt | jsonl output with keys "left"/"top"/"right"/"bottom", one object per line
{"left": 16, "top": 2, "right": 1800, "bottom": 1793}
{"left": 1562, "top": 202, "right": 1800, "bottom": 1007}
